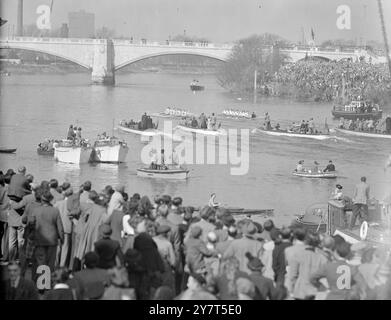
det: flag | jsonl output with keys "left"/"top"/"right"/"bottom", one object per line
{"left": 311, "top": 28, "right": 315, "bottom": 41}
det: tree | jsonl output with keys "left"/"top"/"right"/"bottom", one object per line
{"left": 95, "top": 26, "right": 115, "bottom": 39}
{"left": 217, "top": 33, "right": 289, "bottom": 92}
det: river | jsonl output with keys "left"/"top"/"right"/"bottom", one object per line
{"left": 0, "top": 72, "right": 390, "bottom": 226}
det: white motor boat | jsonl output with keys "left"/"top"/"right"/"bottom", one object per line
{"left": 137, "top": 167, "right": 189, "bottom": 180}
{"left": 92, "top": 137, "right": 129, "bottom": 163}
{"left": 53, "top": 140, "right": 93, "bottom": 164}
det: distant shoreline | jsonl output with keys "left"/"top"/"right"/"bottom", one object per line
{"left": 0, "top": 63, "right": 218, "bottom": 75}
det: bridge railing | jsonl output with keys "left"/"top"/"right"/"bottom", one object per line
{"left": 112, "top": 39, "right": 232, "bottom": 49}
{"left": 0, "top": 36, "right": 106, "bottom": 44}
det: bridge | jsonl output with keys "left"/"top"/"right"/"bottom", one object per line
{"left": 0, "top": 36, "right": 385, "bottom": 85}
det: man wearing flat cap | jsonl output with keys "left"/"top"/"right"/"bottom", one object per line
{"left": 94, "top": 224, "right": 124, "bottom": 270}
{"left": 223, "top": 220, "right": 264, "bottom": 274}
{"left": 7, "top": 166, "right": 31, "bottom": 202}
{"left": 30, "top": 190, "right": 64, "bottom": 275}
{"left": 153, "top": 224, "right": 176, "bottom": 291}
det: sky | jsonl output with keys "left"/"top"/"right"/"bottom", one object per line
{"left": 1, "top": 0, "right": 391, "bottom": 45}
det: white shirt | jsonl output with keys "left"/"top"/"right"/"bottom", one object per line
{"left": 108, "top": 191, "right": 124, "bottom": 216}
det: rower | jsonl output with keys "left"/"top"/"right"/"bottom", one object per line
{"left": 275, "top": 123, "right": 281, "bottom": 131}
{"left": 251, "top": 112, "right": 256, "bottom": 119}
{"left": 323, "top": 160, "right": 336, "bottom": 172}
{"left": 312, "top": 161, "right": 320, "bottom": 173}
{"left": 296, "top": 160, "right": 304, "bottom": 172}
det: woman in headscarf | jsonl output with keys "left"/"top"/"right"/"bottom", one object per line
{"left": 74, "top": 191, "right": 108, "bottom": 266}
{"left": 133, "top": 231, "right": 165, "bottom": 299}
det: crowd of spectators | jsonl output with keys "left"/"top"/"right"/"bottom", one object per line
{"left": 271, "top": 59, "right": 391, "bottom": 103}
{"left": 1, "top": 166, "right": 391, "bottom": 300}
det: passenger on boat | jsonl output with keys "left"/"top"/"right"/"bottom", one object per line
{"left": 323, "top": 160, "right": 336, "bottom": 172}
{"left": 77, "top": 127, "right": 82, "bottom": 139}
{"left": 211, "top": 113, "right": 217, "bottom": 128}
{"left": 331, "top": 184, "right": 343, "bottom": 201}
{"left": 251, "top": 112, "right": 256, "bottom": 119}
{"left": 275, "top": 123, "right": 281, "bottom": 131}
{"left": 296, "top": 160, "right": 304, "bottom": 172}
{"left": 386, "top": 115, "right": 391, "bottom": 134}
{"left": 67, "top": 125, "right": 75, "bottom": 140}
{"left": 191, "top": 117, "right": 198, "bottom": 128}
{"left": 312, "top": 161, "right": 320, "bottom": 173}
{"left": 264, "top": 113, "right": 271, "bottom": 130}
{"left": 299, "top": 120, "right": 306, "bottom": 133}
{"left": 338, "top": 118, "right": 345, "bottom": 129}
{"left": 199, "top": 113, "right": 207, "bottom": 129}
{"left": 308, "top": 118, "right": 315, "bottom": 134}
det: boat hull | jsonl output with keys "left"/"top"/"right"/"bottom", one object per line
{"left": 291, "top": 218, "right": 327, "bottom": 233}
{"left": 335, "top": 128, "right": 391, "bottom": 139}
{"left": 332, "top": 110, "right": 383, "bottom": 120}
{"left": 0, "top": 148, "right": 16, "bottom": 154}
{"left": 118, "top": 125, "right": 159, "bottom": 136}
{"left": 292, "top": 171, "right": 337, "bottom": 179}
{"left": 190, "top": 85, "right": 204, "bottom": 91}
{"left": 37, "top": 148, "right": 54, "bottom": 156}
{"left": 137, "top": 168, "right": 189, "bottom": 180}
{"left": 175, "top": 125, "right": 225, "bottom": 136}
{"left": 254, "top": 128, "right": 330, "bottom": 140}
{"left": 54, "top": 146, "right": 92, "bottom": 164}
{"left": 92, "top": 144, "right": 129, "bottom": 163}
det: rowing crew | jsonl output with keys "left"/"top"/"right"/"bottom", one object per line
{"left": 164, "top": 107, "right": 194, "bottom": 118}
{"left": 295, "top": 160, "right": 336, "bottom": 173}
{"left": 222, "top": 109, "right": 256, "bottom": 119}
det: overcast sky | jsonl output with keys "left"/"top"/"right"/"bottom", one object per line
{"left": 1, "top": 0, "right": 390, "bottom": 44}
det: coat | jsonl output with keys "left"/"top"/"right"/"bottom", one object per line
{"left": 289, "top": 246, "right": 328, "bottom": 299}
{"left": 1, "top": 278, "right": 39, "bottom": 300}
{"left": 30, "top": 203, "right": 64, "bottom": 246}
{"left": 7, "top": 174, "right": 31, "bottom": 200}
{"left": 184, "top": 237, "right": 214, "bottom": 273}
{"left": 75, "top": 203, "right": 107, "bottom": 260}
{"left": 310, "top": 259, "right": 366, "bottom": 300}
{"left": 54, "top": 198, "right": 73, "bottom": 234}
{"left": 223, "top": 236, "right": 264, "bottom": 274}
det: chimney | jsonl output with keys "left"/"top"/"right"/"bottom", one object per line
{"left": 16, "top": 0, "right": 23, "bottom": 36}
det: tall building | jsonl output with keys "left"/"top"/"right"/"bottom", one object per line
{"left": 68, "top": 10, "right": 95, "bottom": 38}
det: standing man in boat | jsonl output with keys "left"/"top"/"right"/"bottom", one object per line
{"left": 386, "top": 114, "right": 391, "bottom": 134}
{"left": 67, "top": 125, "right": 75, "bottom": 140}
{"left": 323, "top": 160, "right": 336, "bottom": 172}
{"left": 308, "top": 118, "right": 315, "bottom": 134}
{"left": 350, "top": 176, "right": 370, "bottom": 230}
{"left": 264, "top": 112, "right": 271, "bottom": 130}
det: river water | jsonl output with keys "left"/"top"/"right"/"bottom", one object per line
{"left": 0, "top": 72, "right": 390, "bottom": 226}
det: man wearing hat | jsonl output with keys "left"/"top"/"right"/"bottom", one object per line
{"left": 7, "top": 166, "right": 31, "bottom": 202}
{"left": 54, "top": 187, "right": 74, "bottom": 268}
{"left": 31, "top": 190, "right": 64, "bottom": 275}
{"left": 94, "top": 224, "right": 124, "bottom": 270}
{"left": 153, "top": 225, "right": 176, "bottom": 269}
{"left": 184, "top": 206, "right": 215, "bottom": 244}
{"left": 323, "top": 160, "right": 336, "bottom": 173}
{"left": 223, "top": 220, "right": 264, "bottom": 274}
{"left": 246, "top": 252, "right": 273, "bottom": 299}
{"left": 153, "top": 224, "right": 176, "bottom": 291}
{"left": 8, "top": 182, "right": 41, "bottom": 263}
{"left": 49, "top": 179, "right": 64, "bottom": 205}
{"left": 79, "top": 181, "right": 92, "bottom": 204}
